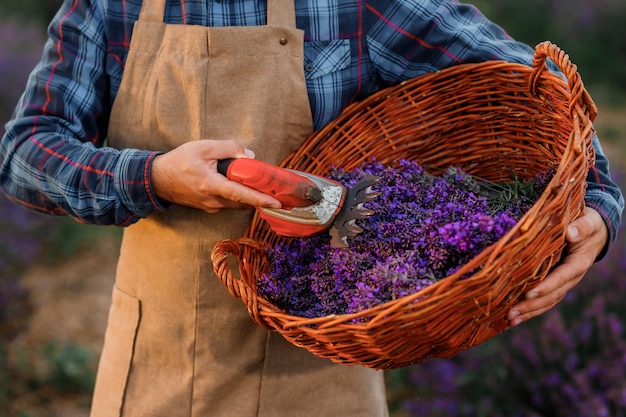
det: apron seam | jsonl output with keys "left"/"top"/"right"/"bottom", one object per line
{"left": 255, "top": 331, "right": 272, "bottom": 417}
{"left": 190, "top": 214, "right": 203, "bottom": 417}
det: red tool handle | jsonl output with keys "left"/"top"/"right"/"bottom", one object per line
{"left": 217, "top": 158, "right": 321, "bottom": 208}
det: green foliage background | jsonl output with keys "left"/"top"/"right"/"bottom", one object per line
{"left": 469, "top": 0, "right": 626, "bottom": 103}
{"left": 0, "top": 0, "right": 61, "bottom": 25}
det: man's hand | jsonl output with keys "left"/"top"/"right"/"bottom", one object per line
{"left": 151, "top": 140, "right": 282, "bottom": 213}
{"left": 508, "top": 207, "right": 608, "bottom": 326}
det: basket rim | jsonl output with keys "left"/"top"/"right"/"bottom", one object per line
{"left": 225, "top": 130, "right": 590, "bottom": 328}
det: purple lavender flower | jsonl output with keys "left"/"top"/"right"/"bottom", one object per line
{"left": 257, "top": 160, "right": 549, "bottom": 320}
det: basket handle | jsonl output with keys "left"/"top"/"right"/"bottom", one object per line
{"left": 211, "top": 238, "right": 270, "bottom": 327}
{"left": 530, "top": 41, "right": 597, "bottom": 122}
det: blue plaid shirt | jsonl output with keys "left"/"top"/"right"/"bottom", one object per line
{"left": 1, "top": 0, "right": 623, "bottom": 246}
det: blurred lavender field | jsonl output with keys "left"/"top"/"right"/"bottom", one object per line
{"left": 0, "top": 20, "right": 46, "bottom": 127}
{"left": 0, "top": 19, "right": 49, "bottom": 342}
{"left": 0, "top": 15, "right": 110, "bottom": 415}
{"left": 1, "top": 1, "right": 625, "bottom": 416}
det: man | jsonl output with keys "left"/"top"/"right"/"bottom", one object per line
{"left": 1, "top": 0, "right": 622, "bottom": 416}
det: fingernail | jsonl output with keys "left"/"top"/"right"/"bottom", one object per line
{"left": 527, "top": 290, "right": 538, "bottom": 299}
{"left": 511, "top": 317, "right": 523, "bottom": 327}
{"left": 509, "top": 310, "right": 520, "bottom": 320}
{"left": 243, "top": 148, "right": 255, "bottom": 158}
{"left": 567, "top": 225, "right": 579, "bottom": 241}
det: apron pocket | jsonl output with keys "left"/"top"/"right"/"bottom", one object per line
{"left": 90, "top": 286, "right": 141, "bottom": 417}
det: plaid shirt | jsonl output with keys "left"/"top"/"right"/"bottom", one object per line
{"left": 1, "top": 0, "right": 623, "bottom": 247}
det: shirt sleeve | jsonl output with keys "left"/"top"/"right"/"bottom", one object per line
{"left": 0, "top": 0, "right": 167, "bottom": 226}
{"left": 365, "top": 0, "right": 624, "bottom": 256}
{"left": 585, "top": 136, "right": 624, "bottom": 258}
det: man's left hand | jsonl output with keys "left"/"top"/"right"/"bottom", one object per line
{"left": 508, "top": 207, "right": 608, "bottom": 326}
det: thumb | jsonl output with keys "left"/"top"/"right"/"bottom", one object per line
{"left": 565, "top": 208, "right": 603, "bottom": 244}
{"left": 240, "top": 147, "right": 255, "bottom": 159}
{"left": 566, "top": 223, "right": 581, "bottom": 243}
{"left": 227, "top": 141, "right": 255, "bottom": 159}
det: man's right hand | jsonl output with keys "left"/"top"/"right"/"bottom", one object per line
{"left": 150, "top": 140, "right": 283, "bottom": 213}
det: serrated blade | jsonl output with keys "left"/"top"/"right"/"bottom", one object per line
{"left": 329, "top": 175, "right": 380, "bottom": 248}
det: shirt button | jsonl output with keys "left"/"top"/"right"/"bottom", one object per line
{"left": 279, "top": 37, "right": 288, "bottom": 45}
{"left": 305, "top": 63, "right": 314, "bottom": 72}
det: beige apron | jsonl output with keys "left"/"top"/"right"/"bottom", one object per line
{"left": 93, "top": 0, "right": 388, "bottom": 416}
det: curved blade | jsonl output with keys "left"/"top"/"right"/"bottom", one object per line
{"left": 329, "top": 175, "right": 380, "bottom": 248}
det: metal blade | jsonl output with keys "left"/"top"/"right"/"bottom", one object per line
{"left": 329, "top": 175, "right": 380, "bottom": 248}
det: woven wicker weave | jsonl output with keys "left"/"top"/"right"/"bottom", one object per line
{"left": 212, "top": 41, "right": 597, "bottom": 369}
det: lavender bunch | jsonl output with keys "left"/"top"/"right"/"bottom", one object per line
{"left": 258, "top": 160, "right": 550, "bottom": 319}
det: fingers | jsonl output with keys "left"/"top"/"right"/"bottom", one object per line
{"left": 151, "top": 140, "right": 281, "bottom": 212}
{"left": 565, "top": 207, "right": 608, "bottom": 247}
{"left": 508, "top": 258, "right": 585, "bottom": 326}
{"left": 508, "top": 207, "right": 608, "bottom": 326}
{"left": 207, "top": 170, "right": 282, "bottom": 209}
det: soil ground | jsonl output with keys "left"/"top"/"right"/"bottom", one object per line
{"left": 6, "top": 234, "right": 118, "bottom": 417}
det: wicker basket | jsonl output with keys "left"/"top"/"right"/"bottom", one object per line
{"left": 212, "top": 41, "right": 597, "bottom": 369}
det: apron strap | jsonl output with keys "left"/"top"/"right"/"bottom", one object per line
{"left": 138, "top": 0, "right": 297, "bottom": 27}
{"left": 139, "top": 0, "right": 168, "bottom": 23}
{"left": 267, "top": 0, "right": 297, "bottom": 28}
